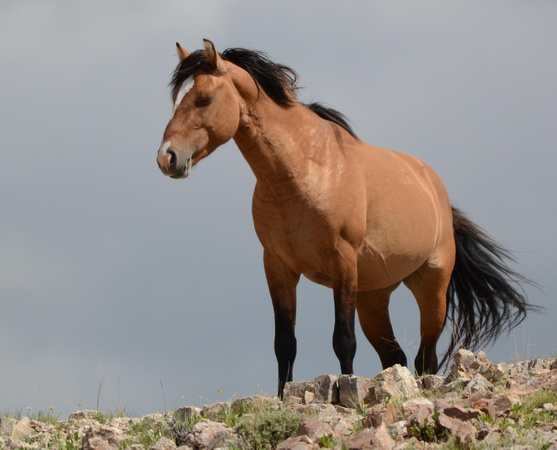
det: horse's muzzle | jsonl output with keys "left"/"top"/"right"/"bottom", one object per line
{"left": 157, "top": 144, "right": 191, "bottom": 179}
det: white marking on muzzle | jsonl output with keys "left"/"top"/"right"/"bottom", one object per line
{"left": 158, "top": 140, "right": 171, "bottom": 156}
{"left": 172, "top": 75, "right": 195, "bottom": 117}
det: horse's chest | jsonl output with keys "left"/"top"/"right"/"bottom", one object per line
{"left": 252, "top": 197, "right": 333, "bottom": 271}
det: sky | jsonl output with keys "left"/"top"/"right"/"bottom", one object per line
{"left": 1, "top": 1, "right": 556, "bottom": 418}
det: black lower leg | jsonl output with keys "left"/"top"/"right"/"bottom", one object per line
{"left": 333, "top": 323, "right": 356, "bottom": 374}
{"left": 333, "top": 290, "right": 357, "bottom": 374}
{"left": 274, "top": 309, "right": 297, "bottom": 398}
{"left": 414, "top": 346, "right": 438, "bottom": 375}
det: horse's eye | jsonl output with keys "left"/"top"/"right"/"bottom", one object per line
{"left": 196, "top": 97, "right": 213, "bottom": 107}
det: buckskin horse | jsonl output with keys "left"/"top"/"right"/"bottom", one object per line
{"left": 156, "top": 39, "right": 537, "bottom": 397}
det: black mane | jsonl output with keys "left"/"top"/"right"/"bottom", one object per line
{"left": 170, "top": 47, "right": 356, "bottom": 137}
{"left": 305, "top": 102, "right": 357, "bottom": 138}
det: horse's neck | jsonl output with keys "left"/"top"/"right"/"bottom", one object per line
{"left": 234, "top": 102, "right": 331, "bottom": 188}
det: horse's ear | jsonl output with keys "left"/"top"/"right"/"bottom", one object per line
{"left": 176, "top": 42, "right": 191, "bottom": 62}
{"left": 203, "top": 39, "right": 225, "bottom": 71}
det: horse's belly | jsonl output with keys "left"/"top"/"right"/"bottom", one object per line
{"left": 355, "top": 249, "right": 427, "bottom": 291}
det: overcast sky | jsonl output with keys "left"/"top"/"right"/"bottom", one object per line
{"left": 1, "top": 2, "right": 556, "bottom": 418}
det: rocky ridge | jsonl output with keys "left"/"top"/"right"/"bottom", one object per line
{"left": 1, "top": 350, "right": 557, "bottom": 449}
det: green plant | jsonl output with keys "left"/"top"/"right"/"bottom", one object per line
{"left": 234, "top": 406, "right": 302, "bottom": 449}
{"left": 478, "top": 412, "right": 495, "bottom": 424}
{"left": 409, "top": 411, "right": 446, "bottom": 443}
{"left": 497, "top": 417, "right": 513, "bottom": 432}
{"left": 27, "top": 407, "right": 61, "bottom": 425}
{"left": 317, "top": 434, "right": 336, "bottom": 448}
{"left": 118, "top": 416, "right": 168, "bottom": 449}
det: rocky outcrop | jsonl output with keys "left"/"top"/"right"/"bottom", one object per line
{"left": 1, "top": 350, "right": 557, "bottom": 449}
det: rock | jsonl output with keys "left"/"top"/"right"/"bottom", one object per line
{"left": 0, "top": 417, "right": 34, "bottom": 440}
{"left": 528, "top": 358, "right": 552, "bottom": 372}
{"left": 420, "top": 374, "right": 445, "bottom": 391}
{"left": 403, "top": 399, "right": 435, "bottom": 431}
{"left": 440, "top": 379, "right": 468, "bottom": 395}
{"left": 449, "top": 349, "right": 477, "bottom": 379}
{"left": 312, "top": 374, "right": 338, "bottom": 404}
{"left": 82, "top": 423, "right": 127, "bottom": 450}
{"left": 462, "top": 372, "right": 494, "bottom": 397}
{"left": 363, "top": 403, "right": 404, "bottom": 428}
{"left": 372, "top": 423, "right": 396, "bottom": 449}
{"left": 365, "top": 365, "right": 419, "bottom": 405}
{"left": 184, "top": 419, "right": 234, "bottom": 449}
{"left": 276, "top": 435, "right": 318, "bottom": 450}
{"left": 5, "top": 354, "right": 557, "bottom": 449}
{"left": 230, "top": 395, "right": 279, "bottom": 411}
{"left": 497, "top": 361, "right": 529, "bottom": 379}
{"left": 437, "top": 411, "right": 477, "bottom": 444}
{"left": 284, "top": 381, "right": 313, "bottom": 400}
{"left": 67, "top": 410, "right": 102, "bottom": 421}
{"left": 402, "top": 398, "right": 434, "bottom": 417}
{"left": 342, "top": 428, "right": 374, "bottom": 449}
{"left": 293, "top": 403, "right": 337, "bottom": 419}
{"left": 441, "top": 405, "right": 481, "bottom": 421}
{"left": 325, "top": 414, "right": 359, "bottom": 437}
{"left": 151, "top": 436, "right": 178, "bottom": 449}
{"left": 338, "top": 375, "right": 373, "bottom": 409}
{"left": 432, "top": 398, "right": 451, "bottom": 412}
{"left": 175, "top": 406, "right": 202, "bottom": 422}
{"left": 343, "top": 424, "right": 395, "bottom": 450}
{"left": 406, "top": 405, "right": 434, "bottom": 430}
{"left": 201, "top": 401, "right": 231, "bottom": 419}
{"left": 295, "top": 416, "right": 333, "bottom": 443}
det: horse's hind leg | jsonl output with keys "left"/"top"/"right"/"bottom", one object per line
{"left": 404, "top": 258, "right": 453, "bottom": 375}
{"left": 356, "top": 284, "right": 408, "bottom": 369}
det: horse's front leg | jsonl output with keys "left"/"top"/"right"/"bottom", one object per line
{"left": 331, "top": 246, "right": 358, "bottom": 375}
{"left": 263, "top": 250, "right": 300, "bottom": 399}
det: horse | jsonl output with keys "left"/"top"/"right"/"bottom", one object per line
{"left": 156, "top": 39, "right": 537, "bottom": 397}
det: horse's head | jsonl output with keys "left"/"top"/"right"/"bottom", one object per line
{"left": 157, "top": 40, "right": 242, "bottom": 179}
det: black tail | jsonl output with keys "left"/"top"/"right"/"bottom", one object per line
{"left": 440, "top": 207, "right": 540, "bottom": 368}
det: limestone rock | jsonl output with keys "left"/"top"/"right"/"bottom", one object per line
{"left": 295, "top": 416, "right": 333, "bottom": 443}
{"left": 151, "top": 436, "right": 178, "bottom": 449}
{"left": 230, "top": 394, "right": 280, "bottom": 411}
{"left": 371, "top": 423, "right": 396, "bottom": 450}
{"left": 363, "top": 403, "right": 404, "bottom": 428}
{"left": 312, "top": 374, "right": 338, "bottom": 404}
{"left": 284, "top": 381, "right": 313, "bottom": 400}
{"left": 67, "top": 410, "right": 102, "bottom": 421}
{"left": 437, "top": 411, "right": 477, "bottom": 444}
{"left": 338, "top": 374, "right": 373, "bottom": 409}
{"left": 276, "top": 434, "right": 318, "bottom": 450}
{"left": 184, "top": 419, "right": 234, "bottom": 449}
{"left": 462, "top": 372, "right": 494, "bottom": 397}
{"left": 0, "top": 416, "right": 34, "bottom": 440}
{"left": 402, "top": 398, "right": 434, "bottom": 417}
{"left": 342, "top": 428, "right": 374, "bottom": 449}
{"left": 365, "top": 364, "right": 419, "bottom": 405}
{"left": 82, "top": 423, "right": 127, "bottom": 450}
{"left": 419, "top": 374, "right": 445, "bottom": 392}
{"left": 175, "top": 406, "right": 202, "bottom": 422}
{"left": 343, "top": 424, "right": 395, "bottom": 450}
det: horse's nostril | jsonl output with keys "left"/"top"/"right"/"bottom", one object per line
{"left": 168, "top": 149, "right": 178, "bottom": 167}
